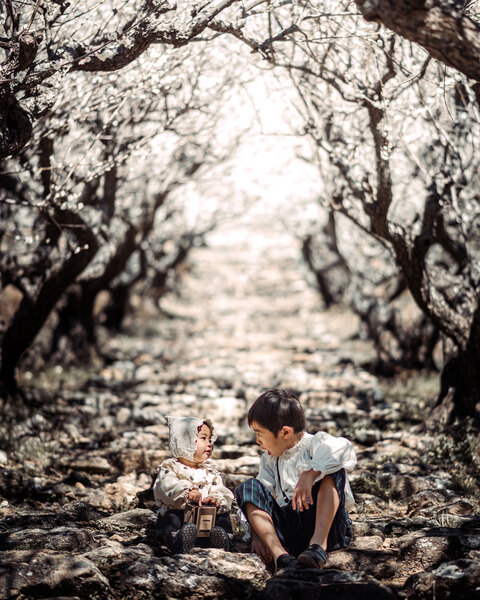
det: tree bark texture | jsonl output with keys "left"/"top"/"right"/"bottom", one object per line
{"left": 355, "top": 0, "right": 480, "bottom": 82}
{"left": 0, "top": 0, "right": 242, "bottom": 158}
{"left": 0, "top": 209, "right": 99, "bottom": 392}
{"left": 53, "top": 224, "right": 139, "bottom": 349}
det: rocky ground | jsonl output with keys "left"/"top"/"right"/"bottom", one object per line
{"left": 1, "top": 222, "right": 479, "bottom": 599}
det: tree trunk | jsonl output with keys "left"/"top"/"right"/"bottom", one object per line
{"left": 301, "top": 235, "right": 336, "bottom": 308}
{"left": 354, "top": 0, "right": 480, "bottom": 82}
{"left": 102, "top": 284, "right": 131, "bottom": 331}
{"left": 48, "top": 285, "right": 95, "bottom": 361}
{"left": 433, "top": 351, "right": 480, "bottom": 425}
{"left": 48, "top": 225, "right": 138, "bottom": 360}
{"left": 0, "top": 211, "right": 98, "bottom": 395}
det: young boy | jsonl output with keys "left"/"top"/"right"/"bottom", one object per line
{"left": 235, "top": 389, "right": 356, "bottom": 573}
{"left": 154, "top": 416, "right": 234, "bottom": 553}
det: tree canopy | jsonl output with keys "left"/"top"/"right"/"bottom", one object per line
{"left": 1, "top": 0, "right": 480, "bottom": 422}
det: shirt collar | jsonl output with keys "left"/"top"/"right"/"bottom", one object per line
{"left": 279, "top": 432, "right": 312, "bottom": 458}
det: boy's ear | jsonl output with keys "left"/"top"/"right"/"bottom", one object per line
{"left": 281, "top": 426, "right": 294, "bottom": 439}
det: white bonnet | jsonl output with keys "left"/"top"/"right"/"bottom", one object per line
{"left": 166, "top": 416, "right": 216, "bottom": 461}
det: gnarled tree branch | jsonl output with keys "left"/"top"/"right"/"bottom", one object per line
{"left": 355, "top": 0, "right": 480, "bottom": 82}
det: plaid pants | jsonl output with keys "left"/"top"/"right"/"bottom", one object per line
{"left": 235, "top": 469, "right": 352, "bottom": 556}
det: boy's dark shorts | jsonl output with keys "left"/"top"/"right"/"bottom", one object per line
{"left": 235, "top": 469, "right": 352, "bottom": 556}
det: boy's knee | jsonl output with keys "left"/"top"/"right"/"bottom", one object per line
{"left": 316, "top": 475, "right": 338, "bottom": 497}
{"left": 320, "top": 474, "right": 335, "bottom": 487}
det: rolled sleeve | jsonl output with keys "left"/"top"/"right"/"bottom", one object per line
{"left": 296, "top": 432, "right": 356, "bottom": 479}
{"left": 207, "top": 476, "right": 234, "bottom": 512}
{"left": 309, "top": 432, "right": 357, "bottom": 475}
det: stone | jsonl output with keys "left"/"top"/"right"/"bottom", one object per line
{"left": 61, "top": 486, "right": 106, "bottom": 509}
{"left": 393, "top": 530, "right": 454, "bottom": 574}
{"left": 64, "top": 470, "right": 93, "bottom": 487}
{"left": 403, "top": 559, "right": 480, "bottom": 599}
{"left": 350, "top": 535, "right": 384, "bottom": 550}
{"left": 105, "top": 547, "right": 270, "bottom": 599}
{"left": 1, "top": 526, "right": 94, "bottom": 552}
{"left": 406, "top": 489, "right": 457, "bottom": 517}
{"left": 60, "top": 501, "right": 99, "bottom": 522}
{"left": 214, "top": 456, "right": 260, "bottom": 475}
{"left": 102, "top": 472, "right": 152, "bottom": 511}
{"left": 111, "top": 448, "right": 169, "bottom": 473}
{"left": 262, "top": 568, "right": 396, "bottom": 599}
{"left": 353, "top": 429, "right": 383, "bottom": 445}
{"left": 59, "top": 454, "right": 112, "bottom": 474}
{"left": 411, "top": 498, "right": 476, "bottom": 521}
{"left": 116, "top": 406, "right": 132, "bottom": 425}
{"left": 383, "top": 518, "right": 437, "bottom": 537}
{"left": 83, "top": 543, "right": 155, "bottom": 576}
{"left": 0, "top": 469, "right": 24, "bottom": 500}
{"left": 0, "top": 551, "right": 111, "bottom": 599}
{"left": 351, "top": 520, "right": 386, "bottom": 538}
{"left": 326, "top": 548, "right": 399, "bottom": 580}
{"left": 212, "top": 396, "right": 246, "bottom": 425}
{"left": 132, "top": 406, "right": 166, "bottom": 426}
{"left": 377, "top": 474, "right": 447, "bottom": 500}
{"left": 97, "top": 508, "right": 156, "bottom": 532}
{"left": 352, "top": 493, "right": 388, "bottom": 514}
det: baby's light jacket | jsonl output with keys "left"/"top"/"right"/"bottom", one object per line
{"left": 153, "top": 458, "right": 234, "bottom": 516}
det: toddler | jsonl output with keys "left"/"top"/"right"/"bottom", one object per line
{"left": 154, "top": 415, "right": 234, "bottom": 553}
{"left": 235, "top": 388, "right": 356, "bottom": 573}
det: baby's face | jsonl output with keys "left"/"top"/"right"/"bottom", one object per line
{"left": 194, "top": 424, "right": 213, "bottom": 463}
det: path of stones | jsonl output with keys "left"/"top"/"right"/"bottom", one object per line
{"left": 1, "top": 223, "right": 479, "bottom": 599}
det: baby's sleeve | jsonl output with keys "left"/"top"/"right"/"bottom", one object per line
{"left": 208, "top": 473, "right": 234, "bottom": 512}
{"left": 153, "top": 461, "right": 191, "bottom": 509}
{"left": 298, "top": 431, "right": 357, "bottom": 478}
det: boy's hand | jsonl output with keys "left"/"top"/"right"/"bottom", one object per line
{"left": 188, "top": 489, "right": 203, "bottom": 504}
{"left": 203, "top": 496, "right": 219, "bottom": 507}
{"left": 292, "top": 469, "right": 319, "bottom": 511}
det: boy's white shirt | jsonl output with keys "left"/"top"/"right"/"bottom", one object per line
{"left": 257, "top": 431, "right": 357, "bottom": 510}
{"left": 153, "top": 457, "right": 234, "bottom": 516}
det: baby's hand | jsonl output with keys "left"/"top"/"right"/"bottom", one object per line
{"left": 292, "top": 469, "right": 318, "bottom": 511}
{"left": 188, "top": 489, "right": 203, "bottom": 504}
{"left": 203, "top": 496, "right": 219, "bottom": 507}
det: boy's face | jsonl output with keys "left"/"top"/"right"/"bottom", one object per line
{"left": 251, "top": 421, "right": 293, "bottom": 457}
{"left": 194, "top": 424, "right": 213, "bottom": 463}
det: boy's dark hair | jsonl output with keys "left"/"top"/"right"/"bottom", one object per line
{"left": 248, "top": 388, "right": 305, "bottom": 435}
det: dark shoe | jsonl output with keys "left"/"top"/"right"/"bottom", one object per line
{"left": 172, "top": 523, "right": 198, "bottom": 554}
{"left": 297, "top": 544, "right": 328, "bottom": 569}
{"left": 274, "top": 553, "right": 298, "bottom": 575}
{"left": 209, "top": 526, "right": 231, "bottom": 550}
